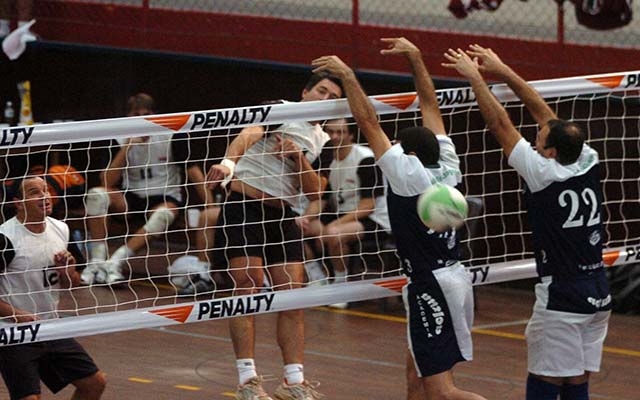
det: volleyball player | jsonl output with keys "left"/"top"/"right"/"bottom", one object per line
{"left": 312, "top": 38, "right": 487, "bottom": 400}
{"left": 0, "top": 176, "right": 107, "bottom": 399}
{"left": 443, "top": 44, "right": 611, "bottom": 400}
{"left": 206, "top": 72, "right": 342, "bottom": 400}
{"left": 82, "top": 93, "right": 209, "bottom": 285}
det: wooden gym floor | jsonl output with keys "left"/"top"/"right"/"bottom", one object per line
{"left": 2, "top": 280, "right": 638, "bottom": 400}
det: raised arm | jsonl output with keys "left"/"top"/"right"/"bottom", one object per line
{"left": 442, "top": 48, "right": 521, "bottom": 157}
{"left": 311, "top": 56, "right": 391, "bottom": 160}
{"left": 380, "top": 37, "right": 446, "bottom": 135}
{"left": 465, "top": 44, "right": 557, "bottom": 127}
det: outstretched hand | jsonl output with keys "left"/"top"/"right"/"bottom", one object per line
{"left": 441, "top": 48, "right": 481, "bottom": 80}
{"left": 465, "top": 44, "right": 509, "bottom": 76}
{"left": 311, "top": 55, "right": 353, "bottom": 80}
{"left": 380, "top": 37, "right": 419, "bottom": 56}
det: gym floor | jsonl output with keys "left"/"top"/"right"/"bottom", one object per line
{"left": 3, "top": 282, "right": 638, "bottom": 400}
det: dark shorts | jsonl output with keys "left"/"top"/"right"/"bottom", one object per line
{"left": 0, "top": 338, "right": 99, "bottom": 400}
{"left": 124, "top": 191, "right": 184, "bottom": 212}
{"left": 404, "top": 265, "right": 473, "bottom": 377}
{"left": 213, "top": 191, "right": 304, "bottom": 266}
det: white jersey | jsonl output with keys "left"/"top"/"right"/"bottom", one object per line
{"left": 118, "top": 134, "right": 183, "bottom": 201}
{"left": 234, "top": 121, "right": 328, "bottom": 205}
{"left": 0, "top": 217, "right": 69, "bottom": 322}
{"left": 329, "top": 144, "right": 390, "bottom": 232}
{"left": 378, "top": 136, "right": 462, "bottom": 196}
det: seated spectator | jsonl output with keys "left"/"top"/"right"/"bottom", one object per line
{"left": 81, "top": 93, "right": 208, "bottom": 284}
{"left": 169, "top": 203, "right": 222, "bottom": 295}
{"left": 301, "top": 117, "right": 391, "bottom": 306}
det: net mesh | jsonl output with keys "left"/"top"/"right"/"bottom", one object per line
{"left": 0, "top": 71, "right": 638, "bottom": 343}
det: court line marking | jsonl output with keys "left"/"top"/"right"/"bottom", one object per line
{"left": 128, "top": 377, "right": 153, "bottom": 383}
{"left": 174, "top": 384, "right": 202, "bottom": 391}
{"left": 316, "top": 307, "right": 640, "bottom": 358}
{"left": 136, "top": 282, "right": 640, "bottom": 359}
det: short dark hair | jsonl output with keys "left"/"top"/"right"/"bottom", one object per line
{"left": 545, "top": 119, "right": 585, "bottom": 165}
{"left": 304, "top": 71, "right": 343, "bottom": 96}
{"left": 397, "top": 126, "right": 440, "bottom": 167}
{"left": 12, "top": 175, "right": 43, "bottom": 200}
{"left": 127, "top": 93, "right": 155, "bottom": 114}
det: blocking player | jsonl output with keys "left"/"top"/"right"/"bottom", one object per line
{"left": 312, "top": 37, "right": 486, "bottom": 400}
{"left": 443, "top": 44, "right": 611, "bottom": 400}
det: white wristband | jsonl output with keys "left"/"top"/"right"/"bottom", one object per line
{"left": 220, "top": 158, "right": 236, "bottom": 188}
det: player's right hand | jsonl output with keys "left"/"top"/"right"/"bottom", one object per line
{"left": 380, "top": 37, "right": 419, "bottom": 56}
{"left": 206, "top": 164, "right": 230, "bottom": 190}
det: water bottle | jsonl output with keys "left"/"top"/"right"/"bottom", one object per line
{"left": 3, "top": 101, "right": 15, "bottom": 126}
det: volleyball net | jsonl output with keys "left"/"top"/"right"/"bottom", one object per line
{"left": 0, "top": 70, "right": 638, "bottom": 345}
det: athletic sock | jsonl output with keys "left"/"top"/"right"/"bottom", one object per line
{"left": 236, "top": 358, "right": 257, "bottom": 385}
{"left": 90, "top": 242, "right": 107, "bottom": 262}
{"left": 333, "top": 269, "right": 347, "bottom": 284}
{"left": 283, "top": 363, "right": 304, "bottom": 385}
{"left": 110, "top": 245, "right": 134, "bottom": 262}
{"left": 560, "top": 382, "right": 588, "bottom": 400}
{"left": 526, "top": 374, "right": 560, "bottom": 400}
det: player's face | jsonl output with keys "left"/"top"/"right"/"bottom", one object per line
{"left": 301, "top": 79, "right": 342, "bottom": 102}
{"left": 325, "top": 119, "right": 352, "bottom": 147}
{"left": 17, "top": 177, "right": 52, "bottom": 222}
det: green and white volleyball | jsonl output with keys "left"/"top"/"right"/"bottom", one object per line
{"left": 417, "top": 184, "right": 468, "bottom": 231}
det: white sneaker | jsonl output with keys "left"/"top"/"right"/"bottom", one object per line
{"left": 80, "top": 262, "right": 101, "bottom": 285}
{"left": 95, "top": 259, "right": 126, "bottom": 284}
{"left": 304, "top": 261, "right": 326, "bottom": 285}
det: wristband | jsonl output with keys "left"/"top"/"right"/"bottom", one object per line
{"left": 220, "top": 158, "right": 236, "bottom": 188}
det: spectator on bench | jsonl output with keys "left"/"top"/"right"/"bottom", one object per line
{"left": 82, "top": 93, "right": 208, "bottom": 285}
{"left": 300, "top": 117, "right": 390, "bottom": 306}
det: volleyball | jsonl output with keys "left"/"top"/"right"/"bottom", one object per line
{"left": 417, "top": 184, "right": 468, "bottom": 231}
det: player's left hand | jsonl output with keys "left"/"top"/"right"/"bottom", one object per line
{"left": 54, "top": 250, "right": 75, "bottom": 268}
{"left": 273, "top": 134, "right": 303, "bottom": 161}
{"left": 442, "top": 48, "right": 480, "bottom": 79}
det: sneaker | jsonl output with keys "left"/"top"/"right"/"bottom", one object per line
{"left": 177, "top": 276, "right": 214, "bottom": 295}
{"left": 80, "top": 262, "right": 101, "bottom": 285}
{"left": 328, "top": 302, "right": 348, "bottom": 309}
{"left": 235, "top": 376, "right": 273, "bottom": 400}
{"left": 273, "top": 380, "right": 323, "bottom": 400}
{"left": 95, "top": 259, "right": 125, "bottom": 284}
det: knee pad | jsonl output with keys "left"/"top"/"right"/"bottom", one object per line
{"left": 85, "top": 187, "right": 110, "bottom": 216}
{"left": 143, "top": 206, "right": 175, "bottom": 235}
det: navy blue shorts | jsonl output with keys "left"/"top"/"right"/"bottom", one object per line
{"left": 0, "top": 338, "right": 99, "bottom": 400}
{"left": 404, "top": 264, "right": 474, "bottom": 376}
